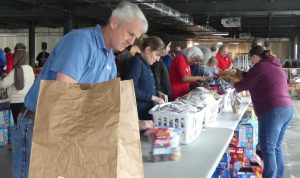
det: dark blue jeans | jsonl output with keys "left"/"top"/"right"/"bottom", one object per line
{"left": 259, "top": 106, "right": 293, "bottom": 178}
{"left": 12, "top": 114, "right": 34, "bottom": 178}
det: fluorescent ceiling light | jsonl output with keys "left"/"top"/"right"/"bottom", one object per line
{"left": 212, "top": 32, "right": 229, "bottom": 36}
{"left": 217, "top": 42, "right": 223, "bottom": 45}
{"left": 193, "top": 42, "right": 199, "bottom": 45}
{"left": 230, "top": 42, "right": 239, "bottom": 45}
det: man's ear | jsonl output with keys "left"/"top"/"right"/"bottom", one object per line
{"left": 109, "top": 18, "right": 119, "bottom": 30}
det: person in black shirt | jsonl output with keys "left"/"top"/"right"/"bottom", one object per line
{"left": 151, "top": 35, "right": 173, "bottom": 101}
{"left": 36, "top": 49, "right": 49, "bottom": 68}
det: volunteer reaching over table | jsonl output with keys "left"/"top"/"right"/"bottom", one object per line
{"left": 229, "top": 46, "right": 293, "bottom": 178}
{"left": 12, "top": 2, "right": 148, "bottom": 178}
{"left": 169, "top": 46, "right": 211, "bottom": 99}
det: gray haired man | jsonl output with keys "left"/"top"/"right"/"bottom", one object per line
{"left": 13, "top": 2, "right": 148, "bottom": 178}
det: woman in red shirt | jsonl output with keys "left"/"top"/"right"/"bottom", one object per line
{"left": 169, "top": 46, "right": 211, "bottom": 99}
{"left": 216, "top": 45, "right": 233, "bottom": 71}
{"left": 3, "top": 47, "right": 14, "bottom": 74}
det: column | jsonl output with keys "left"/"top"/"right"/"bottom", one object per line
{"left": 29, "top": 23, "right": 35, "bottom": 67}
{"left": 63, "top": 15, "right": 73, "bottom": 35}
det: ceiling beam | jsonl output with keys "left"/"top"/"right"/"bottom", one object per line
{"left": 163, "top": 0, "right": 300, "bottom": 15}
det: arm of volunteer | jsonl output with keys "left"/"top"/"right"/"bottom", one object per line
{"left": 227, "top": 56, "right": 233, "bottom": 69}
{"left": 49, "top": 32, "right": 87, "bottom": 82}
{"left": 234, "top": 64, "right": 261, "bottom": 92}
{"left": 182, "top": 75, "right": 210, "bottom": 82}
{"left": 228, "top": 63, "right": 233, "bottom": 69}
{"left": 176, "top": 56, "right": 209, "bottom": 83}
{"left": 56, "top": 73, "right": 77, "bottom": 83}
{"left": 0, "top": 69, "right": 14, "bottom": 88}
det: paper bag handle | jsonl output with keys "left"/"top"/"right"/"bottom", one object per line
{"left": 79, "top": 84, "right": 92, "bottom": 90}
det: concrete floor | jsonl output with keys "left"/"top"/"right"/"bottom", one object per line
{"left": 282, "top": 97, "right": 300, "bottom": 178}
{"left": 0, "top": 145, "right": 11, "bottom": 178}
{"left": 1, "top": 99, "right": 300, "bottom": 178}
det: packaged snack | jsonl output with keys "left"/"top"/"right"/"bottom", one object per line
{"left": 146, "top": 126, "right": 182, "bottom": 162}
{"left": 231, "top": 92, "right": 242, "bottom": 114}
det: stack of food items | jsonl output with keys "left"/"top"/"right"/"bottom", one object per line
{"left": 204, "top": 78, "right": 231, "bottom": 95}
{"left": 231, "top": 92, "right": 242, "bottom": 114}
{"left": 150, "top": 85, "right": 235, "bottom": 144}
{"left": 149, "top": 100, "right": 204, "bottom": 144}
{"left": 212, "top": 105, "right": 262, "bottom": 178}
{"left": 212, "top": 152, "right": 231, "bottom": 178}
{"left": 146, "top": 126, "right": 182, "bottom": 162}
{"left": 0, "top": 110, "right": 13, "bottom": 146}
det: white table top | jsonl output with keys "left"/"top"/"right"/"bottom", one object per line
{"left": 207, "top": 97, "right": 251, "bottom": 130}
{"left": 143, "top": 97, "right": 251, "bottom": 178}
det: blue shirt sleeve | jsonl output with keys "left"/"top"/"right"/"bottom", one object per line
{"left": 48, "top": 32, "right": 89, "bottom": 81}
{"left": 122, "top": 57, "right": 153, "bottom": 102}
{"left": 0, "top": 49, "right": 6, "bottom": 67}
{"left": 109, "top": 62, "right": 117, "bottom": 80}
{"left": 162, "top": 55, "right": 172, "bottom": 70}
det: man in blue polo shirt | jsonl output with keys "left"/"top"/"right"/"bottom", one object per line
{"left": 12, "top": 2, "right": 148, "bottom": 178}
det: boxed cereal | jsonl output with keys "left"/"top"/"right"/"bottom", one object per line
{"left": 216, "top": 152, "right": 231, "bottom": 171}
{"left": 238, "top": 118, "right": 258, "bottom": 158}
{"left": 229, "top": 147, "right": 246, "bottom": 167}
{"left": 0, "top": 109, "right": 14, "bottom": 146}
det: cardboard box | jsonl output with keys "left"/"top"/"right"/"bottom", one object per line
{"left": 0, "top": 110, "right": 13, "bottom": 146}
{"left": 238, "top": 118, "right": 258, "bottom": 158}
{"left": 230, "top": 135, "right": 239, "bottom": 147}
{"left": 229, "top": 147, "right": 246, "bottom": 167}
{"left": 0, "top": 128, "right": 8, "bottom": 146}
{"left": 236, "top": 167, "right": 262, "bottom": 178}
{"left": 237, "top": 153, "right": 263, "bottom": 178}
{"left": 216, "top": 152, "right": 231, "bottom": 171}
{"left": 212, "top": 169, "right": 231, "bottom": 178}
{"left": 245, "top": 148, "right": 256, "bottom": 159}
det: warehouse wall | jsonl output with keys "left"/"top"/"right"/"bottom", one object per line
{"left": 0, "top": 28, "right": 292, "bottom": 64}
{"left": 0, "top": 28, "right": 63, "bottom": 65}
{"left": 174, "top": 40, "right": 291, "bottom": 62}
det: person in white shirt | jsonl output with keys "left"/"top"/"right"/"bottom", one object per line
{"left": 0, "top": 50, "right": 34, "bottom": 124}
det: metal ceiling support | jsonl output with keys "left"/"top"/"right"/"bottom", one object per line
{"left": 135, "top": 0, "right": 219, "bottom": 38}
{"left": 29, "top": 22, "right": 35, "bottom": 67}
{"left": 268, "top": 12, "right": 272, "bottom": 32}
{"left": 164, "top": 0, "right": 300, "bottom": 15}
{"left": 209, "top": 0, "right": 216, "bottom": 5}
{"left": 136, "top": 0, "right": 194, "bottom": 25}
{"left": 63, "top": 15, "right": 74, "bottom": 35}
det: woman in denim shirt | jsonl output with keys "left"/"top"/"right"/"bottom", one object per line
{"left": 122, "top": 36, "right": 167, "bottom": 120}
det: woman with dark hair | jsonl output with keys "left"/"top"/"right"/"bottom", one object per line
{"left": 0, "top": 50, "right": 35, "bottom": 124}
{"left": 122, "top": 36, "right": 167, "bottom": 120}
{"left": 231, "top": 46, "right": 293, "bottom": 178}
{"left": 151, "top": 36, "right": 173, "bottom": 101}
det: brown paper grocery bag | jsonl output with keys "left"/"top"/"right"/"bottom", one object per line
{"left": 28, "top": 79, "right": 144, "bottom": 178}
